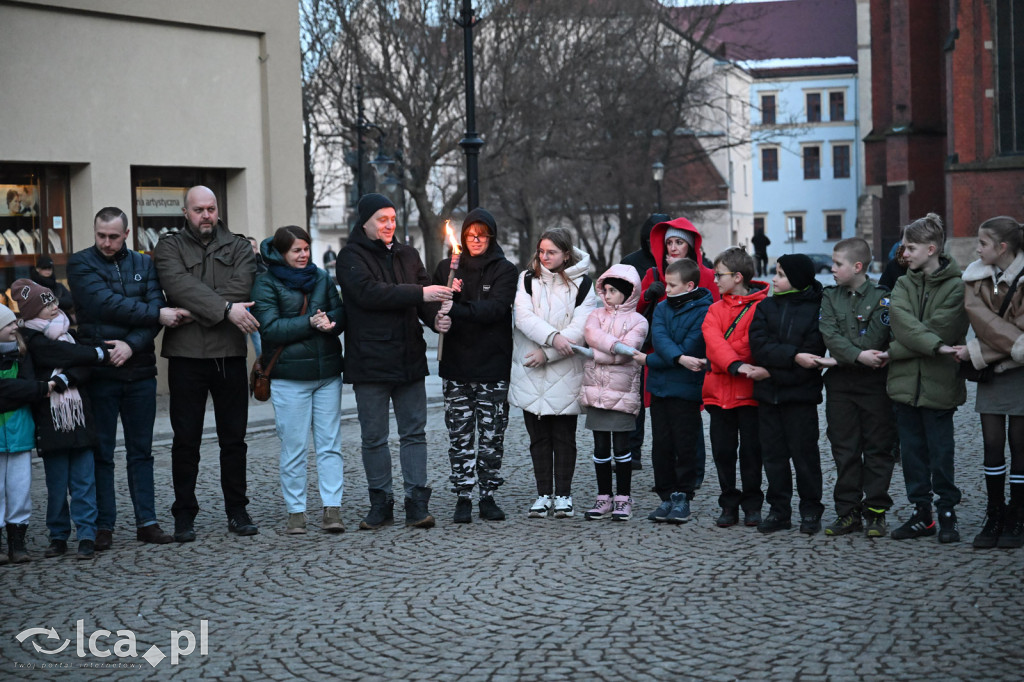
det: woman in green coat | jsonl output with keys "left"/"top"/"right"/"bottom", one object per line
{"left": 251, "top": 226, "right": 346, "bottom": 535}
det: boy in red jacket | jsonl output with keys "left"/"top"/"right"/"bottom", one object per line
{"left": 702, "top": 247, "right": 769, "bottom": 527}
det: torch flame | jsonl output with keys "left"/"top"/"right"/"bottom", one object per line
{"left": 444, "top": 220, "right": 461, "bottom": 255}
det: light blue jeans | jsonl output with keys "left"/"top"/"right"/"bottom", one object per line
{"left": 270, "top": 376, "right": 344, "bottom": 513}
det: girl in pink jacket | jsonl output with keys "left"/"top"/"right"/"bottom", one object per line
{"left": 581, "top": 264, "right": 648, "bottom": 521}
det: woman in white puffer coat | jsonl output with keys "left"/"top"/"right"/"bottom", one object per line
{"left": 510, "top": 228, "right": 600, "bottom": 519}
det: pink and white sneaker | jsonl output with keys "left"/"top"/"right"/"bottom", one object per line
{"left": 585, "top": 495, "right": 613, "bottom": 520}
{"left": 611, "top": 495, "right": 633, "bottom": 521}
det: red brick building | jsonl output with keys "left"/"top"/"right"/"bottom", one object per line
{"left": 864, "top": 0, "right": 1024, "bottom": 262}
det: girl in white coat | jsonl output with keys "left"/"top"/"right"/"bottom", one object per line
{"left": 510, "top": 228, "right": 599, "bottom": 518}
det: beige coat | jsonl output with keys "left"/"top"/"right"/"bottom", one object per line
{"left": 962, "top": 251, "right": 1024, "bottom": 372}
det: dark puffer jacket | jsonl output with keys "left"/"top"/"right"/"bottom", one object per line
{"left": 431, "top": 208, "right": 517, "bottom": 383}
{"left": 335, "top": 218, "right": 433, "bottom": 385}
{"left": 748, "top": 282, "right": 826, "bottom": 405}
{"left": 251, "top": 240, "right": 344, "bottom": 381}
{"left": 67, "top": 243, "right": 165, "bottom": 381}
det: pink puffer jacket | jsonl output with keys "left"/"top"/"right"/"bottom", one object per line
{"left": 581, "top": 264, "right": 648, "bottom": 415}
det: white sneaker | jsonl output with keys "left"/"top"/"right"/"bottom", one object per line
{"left": 528, "top": 495, "right": 552, "bottom": 518}
{"left": 553, "top": 495, "right": 574, "bottom": 518}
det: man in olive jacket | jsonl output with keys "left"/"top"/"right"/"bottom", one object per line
{"left": 336, "top": 193, "right": 453, "bottom": 531}
{"left": 153, "top": 186, "right": 258, "bottom": 542}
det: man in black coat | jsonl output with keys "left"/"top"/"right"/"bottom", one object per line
{"left": 336, "top": 193, "right": 453, "bottom": 530}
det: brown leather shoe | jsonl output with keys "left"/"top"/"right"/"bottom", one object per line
{"left": 136, "top": 524, "right": 174, "bottom": 545}
{"left": 95, "top": 529, "right": 113, "bottom": 551}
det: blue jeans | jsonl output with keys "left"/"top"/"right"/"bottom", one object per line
{"left": 89, "top": 378, "right": 159, "bottom": 529}
{"left": 43, "top": 448, "right": 98, "bottom": 542}
{"left": 353, "top": 380, "right": 427, "bottom": 498}
{"left": 271, "top": 377, "right": 344, "bottom": 512}
{"left": 894, "top": 404, "right": 962, "bottom": 512}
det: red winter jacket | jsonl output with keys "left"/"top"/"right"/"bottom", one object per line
{"left": 637, "top": 217, "right": 719, "bottom": 317}
{"left": 701, "top": 281, "right": 769, "bottom": 409}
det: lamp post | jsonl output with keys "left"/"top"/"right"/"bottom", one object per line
{"left": 354, "top": 84, "right": 391, "bottom": 199}
{"left": 379, "top": 132, "right": 409, "bottom": 244}
{"left": 456, "top": 0, "right": 484, "bottom": 210}
{"left": 652, "top": 161, "right": 665, "bottom": 213}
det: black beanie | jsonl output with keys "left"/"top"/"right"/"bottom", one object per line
{"left": 603, "top": 276, "right": 634, "bottom": 300}
{"left": 356, "top": 193, "right": 396, "bottom": 230}
{"left": 776, "top": 253, "right": 816, "bottom": 290}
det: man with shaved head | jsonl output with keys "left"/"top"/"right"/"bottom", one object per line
{"left": 153, "top": 186, "right": 259, "bottom": 542}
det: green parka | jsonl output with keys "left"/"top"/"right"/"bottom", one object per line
{"left": 886, "top": 257, "right": 968, "bottom": 409}
{"left": 250, "top": 239, "right": 345, "bottom": 381}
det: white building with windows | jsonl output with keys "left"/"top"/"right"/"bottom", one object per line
{"left": 750, "top": 61, "right": 859, "bottom": 267}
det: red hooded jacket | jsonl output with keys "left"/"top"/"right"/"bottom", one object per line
{"left": 636, "top": 217, "right": 719, "bottom": 317}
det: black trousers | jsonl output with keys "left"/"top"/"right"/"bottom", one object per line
{"left": 825, "top": 387, "right": 896, "bottom": 516}
{"left": 168, "top": 357, "right": 250, "bottom": 520}
{"left": 627, "top": 370, "right": 646, "bottom": 462}
{"left": 523, "top": 412, "right": 578, "bottom": 497}
{"left": 650, "top": 396, "right": 701, "bottom": 500}
{"left": 760, "top": 402, "right": 824, "bottom": 519}
{"left": 708, "top": 405, "right": 763, "bottom": 513}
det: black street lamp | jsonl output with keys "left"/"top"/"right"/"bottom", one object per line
{"left": 353, "top": 84, "right": 391, "bottom": 199}
{"left": 652, "top": 161, "right": 665, "bottom": 213}
{"left": 456, "top": 0, "right": 484, "bottom": 210}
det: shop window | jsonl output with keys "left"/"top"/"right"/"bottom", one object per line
{"left": 131, "top": 167, "right": 227, "bottom": 252}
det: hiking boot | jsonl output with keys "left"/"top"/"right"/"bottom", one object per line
{"left": 611, "top": 495, "right": 633, "bottom": 522}
{"left": 648, "top": 499, "right": 673, "bottom": 522}
{"left": 453, "top": 497, "right": 473, "bottom": 524}
{"left": 757, "top": 512, "right": 792, "bottom": 534}
{"left": 478, "top": 495, "right": 506, "bottom": 521}
{"left": 95, "top": 529, "right": 113, "bottom": 551}
{"left": 743, "top": 509, "right": 762, "bottom": 527}
{"left": 528, "top": 495, "right": 552, "bottom": 518}
{"left": 136, "top": 524, "right": 174, "bottom": 544}
{"left": 585, "top": 495, "right": 613, "bottom": 520}
{"left": 76, "top": 539, "right": 95, "bottom": 560}
{"left": 228, "top": 509, "right": 259, "bottom": 536}
{"left": 937, "top": 509, "right": 960, "bottom": 544}
{"left": 404, "top": 486, "right": 435, "bottom": 528}
{"left": 997, "top": 505, "right": 1024, "bottom": 549}
{"left": 825, "top": 512, "right": 863, "bottom": 537}
{"left": 891, "top": 504, "right": 936, "bottom": 540}
{"left": 173, "top": 517, "right": 196, "bottom": 543}
{"left": 864, "top": 509, "right": 888, "bottom": 538}
{"left": 44, "top": 539, "right": 67, "bottom": 558}
{"left": 716, "top": 508, "right": 739, "bottom": 528}
{"left": 6, "top": 523, "right": 29, "bottom": 563}
{"left": 322, "top": 507, "right": 345, "bottom": 533}
{"left": 972, "top": 504, "right": 1004, "bottom": 548}
{"left": 799, "top": 515, "right": 821, "bottom": 535}
{"left": 285, "top": 512, "right": 307, "bottom": 534}
{"left": 360, "top": 489, "right": 395, "bottom": 530}
{"left": 665, "top": 492, "right": 691, "bottom": 524}
{"left": 552, "top": 495, "right": 574, "bottom": 518}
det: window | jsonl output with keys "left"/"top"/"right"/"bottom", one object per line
{"left": 131, "top": 167, "right": 227, "bottom": 252}
{"left": 761, "top": 147, "right": 778, "bottom": 181}
{"left": 754, "top": 216, "right": 765, "bottom": 233}
{"left": 825, "top": 213, "right": 844, "bottom": 240}
{"left": 786, "top": 214, "right": 805, "bottom": 242}
{"left": 761, "top": 94, "right": 776, "bottom": 125}
{"left": 0, "top": 163, "right": 72, "bottom": 288}
{"left": 806, "top": 92, "right": 822, "bottom": 123}
{"left": 833, "top": 144, "right": 851, "bottom": 178}
{"left": 803, "top": 146, "right": 821, "bottom": 180}
{"left": 829, "top": 91, "right": 845, "bottom": 121}
{"left": 995, "top": 0, "right": 1024, "bottom": 153}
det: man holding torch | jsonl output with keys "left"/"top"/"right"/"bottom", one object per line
{"left": 336, "top": 193, "right": 453, "bottom": 530}
{"left": 432, "top": 208, "right": 518, "bottom": 523}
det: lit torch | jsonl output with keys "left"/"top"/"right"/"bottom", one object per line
{"left": 437, "top": 220, "right": 460, "bottom": 362}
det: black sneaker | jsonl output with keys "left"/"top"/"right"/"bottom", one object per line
{"left": 716, "top": 508, "right": 739, "bottom": 527}
{"left": 228, "top": 510, "right": 259, "bottom": 536}
{"left": 825, "top": 512, "right": 863, "bottom": 536}
{"left": 757, "top": 512, "right": 792, "bottom": 534}
{"left": 864, "top": 509, "right": 888, "bottom": 538}
{"left": 937, "top": 509, "right": 960, "bottom": 544}
{"left": 478, "top": 496, "right": 506, "bottom": 521}
{"left": 173, "top": 518, "right": 196, "bottom": 543}
{"left": 891, "top": 505, "right": 936, "bottom": 540}
{"left": 76, "top": 539, "right": 95, "bottom": 560}
{"left": 453, "top": 497, "right": 473, "bottom": 524}
{"left": 997, "top": 505, "right": 1024, "bottom": 549}
{"left": 743, "top": 509, "right": 762, "bottom": 527}
{"left": 44, "top": 539, "right": 67, "bottom": 558}
{"left": 972, "top": 504, "right": 1004, "bottom": 549}
{"left": 799, "top": 515, "right": 821, "bottom": 535}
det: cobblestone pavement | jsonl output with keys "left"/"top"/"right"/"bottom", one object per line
{"left": 3, "top": 383, "right": 1024, "bottom": 681}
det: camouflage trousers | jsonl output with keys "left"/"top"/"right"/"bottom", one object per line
{"left": 443, "top": 380, "right": 509, "bottom": 495}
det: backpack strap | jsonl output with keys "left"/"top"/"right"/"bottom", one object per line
{"left": 723, "top": 302, "right": 755, "bottom": 340}
{"left": 524, "top": 271, "right": 591, "bottom": 308}
{"left": 523, "top": 270, "right": 533, "bottom": 296}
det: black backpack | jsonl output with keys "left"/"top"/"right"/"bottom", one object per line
{"left": 523, "top": 271, "right": 592, "bottom": 308}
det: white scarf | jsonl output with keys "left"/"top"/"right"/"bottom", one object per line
{"left": 23, "top": 311, "right": 86, "bottom": 432}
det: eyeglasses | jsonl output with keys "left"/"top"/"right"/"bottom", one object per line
{"left": 713, "top": 271, "right": 736, "bottom": 279}
{"left": 466, "top": 234, "right": 490, "bottom": 242}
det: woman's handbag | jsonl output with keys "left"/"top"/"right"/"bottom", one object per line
{"left": 249, "top": 293, "right": 308, "bottom": 400}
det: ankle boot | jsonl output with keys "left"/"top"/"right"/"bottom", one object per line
{"left": 359, "top": 489, "right": 394, "bottom": 530}
{"left": 972, "top": 503, "right": 1005, "bottom": 548}
{"left": 998, "top": 504, "right": 1024, "bottom": 549}
{"left": 6, "top": 523, "right": 29, "bottom": 564}
{"left": 0, "top": 527, "right": 6, "bottom": 566}
{"left": 405, "top": 486, "right": 435, "bottom": 528}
